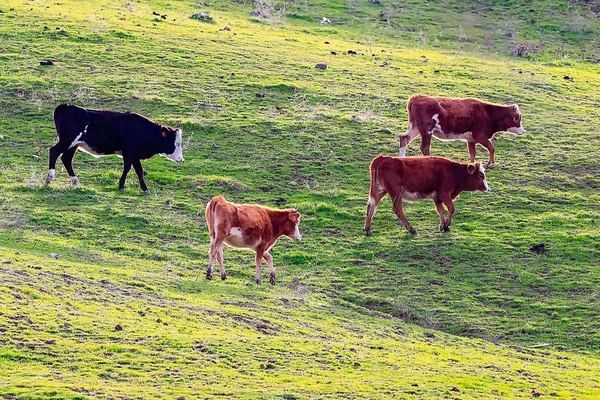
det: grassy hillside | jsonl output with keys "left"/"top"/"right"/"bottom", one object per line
{"left": 1, "top": 0, "right": 600, "bottom": 398}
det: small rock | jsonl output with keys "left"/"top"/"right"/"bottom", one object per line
{"left": 160, "top": 14, "right": 167, "bottom": 19}
{"left": 424, "top": 332, "right": 435, "bottom": 338}
{"left": 411, "top": 383, "right": 419, "bottom": 387}
{"left": 256, "top": 93, "right": 266, "bottom": 98}
{"left": 564, "top": 75, "right": 571, "bottom": 80}
{"left": 381, "top": 127, "right": 393, "bottom": 134}
{"left": 347, "top": 50, "right": 357, "bottom": 55}
{"left": 351, "top": 115, "right": 362, "bottom": 123}
{"left": 324, "top": 41, "right": 330, "bottom": 44}
{"left": 418, "top": 70, "right": 424, "bottom": 74}
{"left": 45, "top": 339, "right": 57, "bottom": 344}
{"left": 152, "top": 11, "right": 160, "bottom": 16}
{"left": 353, "top": 361, "right": 361, "bottom": 367}
{"left": 315, "top": 63, "right": 328, "bottom": 69}
{"left": 529, "top": 243, "right": 546, "bottom": 254}
{"left": 321, "top": 17, "right": 330, "bottom": 24}
{"left": 193, "top": 180, "right": 208, "bottom": 187}
{"left": 330, "top": 51, "right": 337, "bottom": 55}
{"left": 177, "top": 397, "right": 186, "bottom": 400}
{"left": 211, "top": 143, "right": 219, "bottom": 149}
{"left": 450, "top": 387, "right": 461, "bottom": 392}
{"left": 531, "top": 389, "right": 542, "bottom": 397}
{"left": 106, "top": 47, "right": 113, "bottom": 51}
{"left": 40, "top": 60, "right": 54, "bottom": 66}
{"left": 114, "top": 324, "right": 123, "bottom": 331}
{"left": 0, "top": 135, "right": 4, "bottom": 140}
{"left": 223, "top": 26, "right": 231, "bottom": 31}
{"left": 434, "top": 69, "right": 440, "bottom": 73}
{"left": 273, "top": 198, "right": 287, "bottom": 206}
{"left": 289, "top": 181, "right": 298, "bottom": 186}
{"left": 48, "top": 253, "right": 61, "bottom": 259}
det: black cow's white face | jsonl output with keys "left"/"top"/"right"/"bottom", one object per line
{"left": 159, "top": 128, "right": 184, "bottom": 163}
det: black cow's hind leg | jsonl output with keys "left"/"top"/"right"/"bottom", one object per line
{"left": 132, "top": 159, "right": 149, "bottom": 194}
{"left": 47, "top": 142, "right": 68, "bottom": 184}
{"left": 61, "top": 147, "right": 80, "bottom": 185}
{"left": 118, "top": 158, "right": 133, "bottom": 193}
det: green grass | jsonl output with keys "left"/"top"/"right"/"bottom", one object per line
{"left": 1, "top": 0, "right": 600, "bottom": 398}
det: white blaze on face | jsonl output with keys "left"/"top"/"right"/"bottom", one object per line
{"left": 480, "top": 165, "right": 490, "bottom": 193}
{"left": 290, "top": 223, "right": 302, "bottom": 241}
{"left": 161, "top": 129, "right": 184, "bottom": 163}
{"left": 507, "top": 105, "right": 526, "bottom": 135}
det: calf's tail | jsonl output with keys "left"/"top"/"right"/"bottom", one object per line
{"left": 205, "top": 196, "right": 221, "bottom": 240}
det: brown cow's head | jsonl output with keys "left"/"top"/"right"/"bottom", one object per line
{"left": 504, "top": 104, "right": 526, "bottom": 135}
{"left": 466, "top": 162, "right": 490, "bottom": 193}
{"left": 283, "top": 210, "right": 302, "bottom": 242}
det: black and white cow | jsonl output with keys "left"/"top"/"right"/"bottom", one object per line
{"left": 46, "top": 104, "right": 184, "bottom": 193}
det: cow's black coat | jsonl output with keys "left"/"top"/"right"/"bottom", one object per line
{"left": 47, "top": 104, "right": 182, "bottom": 193}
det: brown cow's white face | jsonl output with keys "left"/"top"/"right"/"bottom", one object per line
{"left": 506, "top": 104, "right": 526, "bottom": 135}
{"left": 284, "top": 210, "right": 302, "bottom": 242}
{"left": 467, "top": 163, "right": 490, "bottom": 193}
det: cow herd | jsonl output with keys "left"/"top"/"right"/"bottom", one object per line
{"left": 45, "top": 95, "right": 525, "bottom": 284}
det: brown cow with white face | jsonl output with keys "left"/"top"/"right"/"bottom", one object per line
{"left": 205, "top": 196, "right": 302, "bottom": 285}
{"left": 364, "top": 155, "right": 489, "bottom": 236}
{"left": 398, "top": 95, "right": 526, "bottom": 169}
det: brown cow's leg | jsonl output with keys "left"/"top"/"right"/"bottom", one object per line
{"left": 263, "top": 252, "right": 276, "bottom": 285}
{"left": 365, "top": 190, "right": 387, "bottom": 236}
{"left": 392, "top": 194, "right": 417, "bottom": 235}
{"left": 479, "top": 138, "right": 495, "bottom": 169}
{"left": 433, "top": 198, "right": 448, "bottom": 232}
{"left": 206, "top": 237, "right": 224, "bottom": 281}
{"left": 254, "top": 248, "right": 264, "bottom": 285}
{"left": 440, "top": 194, "right": 455, "bottom": 231}
{"left": 467, "top": 141, "right": 477, "bottom": 163}
{"left": 399, "top": 126, "right": 420, "bottom": 157}
{"left": 217, "top": 247, "right": 226, "bottom": 281}
{"left": 420, "top": 133, "right": 432, "bottom": 156}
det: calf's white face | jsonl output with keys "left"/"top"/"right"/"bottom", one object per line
{"left": 506, "top": 104, "right": 526, "bottom": 135}
{"left": 160, "top": 128, "right": 184, "bottom": 163}
{"left": 285, "top": 211, "right": 302, "bottom": 242}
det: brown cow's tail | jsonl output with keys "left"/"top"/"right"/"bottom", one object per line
{"left": 205, "top": 196, "right": 222, "bottom": 240}
{"left": 369, "top": 155, "right": 384, "bottom": 198}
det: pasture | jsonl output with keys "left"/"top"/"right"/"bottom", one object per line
{"left": 1, "top": 0, "right": 599, "bottom": 398}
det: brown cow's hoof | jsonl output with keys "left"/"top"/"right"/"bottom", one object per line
{"left": 220, "top": 273, "right": 227, "bottom": 281}
{"left": 206, "top": 270, "right": 213, "bottom": 280}
{"left": 365, "top": 229, "right": 372, "bottom": 236}
{"left": 485, "top": 162, "right": 495, "bottom": 170}
{"left": 269, "top": 273, "right": 276, "bottom": 285}
{"left": 409, "top": 227, "right": 418, "bottom": 236}
{"left": 255, "top": 278, "right": 262, "bottom": 285}
{"left": 440, "top": 224, "right": 451, "bottom": 232}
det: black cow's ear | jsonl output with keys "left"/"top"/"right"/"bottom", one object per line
{"left": 161, "top": 127, "right": 168, "bottom": 137}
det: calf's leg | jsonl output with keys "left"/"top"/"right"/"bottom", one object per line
{"left": 118, "top": 158, "right": 133, "bottom": 193}
{"left": 433, "top": 198, "right": 449, "bottom": 232}
{"left": 60, "top": 147, "right": 80, "bottom": 185}
{"left": 440, "top": 194, "right": 455, "bottom": 230}
{"left": 263, "top": 252, "right": 276, "bottom": 285}
{"left": 365, "top": 190, "right": 386, "bottom": 236}
{"left": 254, "top": 248, "right": 265, "bottom": 285}
{"left": 398, "top": 125, "right": 420, "bottom": 157}
{"left": 467, "top": 142, "right": 477, "bottom": 163}
{"left": 391, "top": 194, "right": 417, "bottom": 235}
{"left": 217, "top": 247, "right": 226, "bottom": 281}
{"left": 478, "top": 137, "right": 495, "bottom": 169}
{"left": 132, "top": 159, "right": 149, "bottom": 194}
{"left": 206, "top": 238, "right": 223, "bottom": 281}
{"left": 420, "top": 133, "right": 432, "bottom": 156}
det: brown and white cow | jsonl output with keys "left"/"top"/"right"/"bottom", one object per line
{"left": 398, "top": 95, "right": 526, "bottom": 168}
{"left": 364, "top": 155, "right": 489, "bottom": 236}
{"left": 205, "top": 196, "right": 302, "bottom": 285}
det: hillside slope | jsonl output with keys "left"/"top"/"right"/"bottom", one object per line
{"left": 1, "top": 0, "right": 599, "bottom": 398}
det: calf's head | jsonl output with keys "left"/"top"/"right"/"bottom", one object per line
{"left": 504, "top": 104, "right": 526, "bottom": 135}
{"left": 159, "top": 127, "right": 184, "bottom": 163}
{"left": 465, "top": 163, "right": 490, "bottom": 193}
{"left": 283, "top": 210, "right": 302, "bottom": 242}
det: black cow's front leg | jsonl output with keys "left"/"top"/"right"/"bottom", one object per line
{"left": 118, "top": 158, "right": 132, "bottom": 193}
{"left": 132, "top": 159, "right": 149, "bottom": 194}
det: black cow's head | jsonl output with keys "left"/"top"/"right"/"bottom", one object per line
{"left": 159, "top": 127, "right": 184, "bottom": 163}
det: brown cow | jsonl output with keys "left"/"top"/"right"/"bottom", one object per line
{"left": 398, "top": 95, "right": 526, "bottom": 168}
{"left": 205, "top": 196, "right": 302, "bottom": 285}
{"left": 364, "top": 155, "right": 489, "bottom": 236}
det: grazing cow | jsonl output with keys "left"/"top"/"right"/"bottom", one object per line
{"left": 398, "top": 95, "right": 526, "bottom": 168}
{"left": 205, "top": 196, "right": 302, "bottom": 285}
{"left": 364, "top": 155, "right": 489, "bottom": 236}
{"left": 46, "top": 104, "right": 184, "bottom": 193}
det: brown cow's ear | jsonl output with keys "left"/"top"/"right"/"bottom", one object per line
{"left": 290, "top": 211, "right": 300, "bottom": 223}
{"left": 467, "top": 163, "right": 476, "bottom": 175}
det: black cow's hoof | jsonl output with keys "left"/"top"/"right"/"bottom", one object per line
{"left": 220, "top": 273, "right": 227, "bottom": 281}
{"left": 365, "top": 229, "right": 372, "bottom": 236}
{"left": 141, "top": 190, "right": 150, "bottom": 196}
{"left": 119, "top": 188, "right": 126, "bottom": 193}
{"left": 269, "top": 273, "right": 276, "bottom": 285}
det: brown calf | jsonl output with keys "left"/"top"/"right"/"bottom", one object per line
{"left": 205, "top": 196, "right": 302, "bottom": 285}
{"left": 365, "top": 155, "right": 489, "bottom": 236}
{"left": 398, "top": 95, "right": 526, "bottom": 168}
